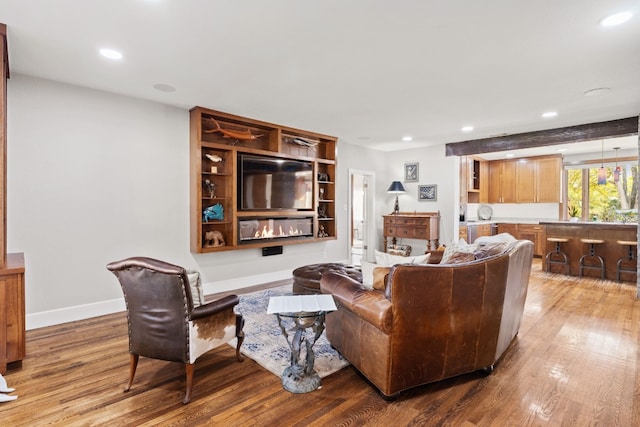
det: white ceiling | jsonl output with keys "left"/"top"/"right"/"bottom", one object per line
{"left": 1, "top": 1, "right": 639, "bottom": 154}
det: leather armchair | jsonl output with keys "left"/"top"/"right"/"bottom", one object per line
{"left": 107, "top": 257, "right": 244, "bottom": 404}
{"left": 320, "top": 240, "right": 533, "bottom": 399}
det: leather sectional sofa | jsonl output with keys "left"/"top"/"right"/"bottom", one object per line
{"left": 320, "top": 239, "right": 534, "bottom": 399}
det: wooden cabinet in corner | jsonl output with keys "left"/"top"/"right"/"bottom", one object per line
{"left": 189, "top": 107, "right": 338, "bottom": 253}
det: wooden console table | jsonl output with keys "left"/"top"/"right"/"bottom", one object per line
{"left": 0, "top": 253, "right": 25, "bottom": 374}
{"left": 383, "top": 212, "right": 440, "bottom": 251}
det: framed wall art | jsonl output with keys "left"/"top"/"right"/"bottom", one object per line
{"left": 419, "top": 184, "right": 437, "bottom": 201}
{"left": 404, "top": 162, "right": 419, "bottom": 182}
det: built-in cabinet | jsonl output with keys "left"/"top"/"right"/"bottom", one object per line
{"left": 497, "top": 223, "right": 546, "bottom": 257}
{"left": 460, "top": 156, "right": 488, "bottom": 204}
{"left": 488, "top": 160, "right": 517, "bottom": 203}
{"left": 489, "top": 155, "right": 561, "bottom": 203}
{"left": 190, "top": 106, "right": 338, "bottom": 253}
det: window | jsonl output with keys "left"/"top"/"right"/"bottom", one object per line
{"left": 566, "top": 162, "right": 638, "bottom": 222}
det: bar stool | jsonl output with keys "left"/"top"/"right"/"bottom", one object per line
{"left": 616, "top": 240, "right": 637, "bottom": 282}
{"left": 579, "top": 238, "right": 605, "bottom": 279}
{"left": 545, "top": 237, "right": 570, "bottom": 274}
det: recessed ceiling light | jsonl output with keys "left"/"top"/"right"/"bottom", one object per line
{"left": 584, "top": 87, "right": 611, "bottom": 97}
{"left": 600, "top": 11, "right": 633, "bottom": 27}
{"left": 99, "top": 48, "right": 123, "bottom": 60}
{"left": 505, "top": 154, "right": 514, "bottom": 158}
{"left": 153, "top": 83, "right": 176, "bottom": 93}
{"left": 542, "top": 111, "right": 558, "bottom": 118}
{"left": 402, "top": 136, "right": 413, "bottom": 142}
{"left": 461, "top": 126, "right": 474, "bottom": 133}
{"left": 557, "top": 148, "right": 567, "bottom": 152}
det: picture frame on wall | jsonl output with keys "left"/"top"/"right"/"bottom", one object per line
{"left": 419, "top": 184, "right": 437, "bottom": 201}
{"left": 404, "top": 162, "right": 419, "bottom": 182}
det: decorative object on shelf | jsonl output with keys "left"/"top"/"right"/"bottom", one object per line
{"left": 318, "top": 204, "right": 328, "bottom": 218}
{"left": 204, "top": 230, "right": 226, "bottom": 247}
{"left": 387, "top": 181, "right": 406, "bottom": 214}
{"left": 387, "top": 244, "right": 412, "bottom": 256}
{"left": 317, "top": 172, "right": 329, "bottom": 182}
{"left": 318, "top": 225, "right": 328, "bottom": 238}
{"left": 319, "top": 188, "right": 325, "bottom": 200}
{"left": 291, "top": 137, "right": 318, "bottom": 148}
{"left": 205, "top": 153, "right": 223, "bottom": 163}
{"left": 404, "top": 162, "right": 419, "bottom": 182}
{"left": 203, "top": 203, "right": 224, "bottom": 222}
{"left": 204, "top": 117, "right": 263, "bottom": 142}
{"left": 204, "top": 179, "right": 216, "bottom": 198}
{"left": 419, "top": 184, "right": 437, "bottom": 201}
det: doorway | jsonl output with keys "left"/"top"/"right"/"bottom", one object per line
{"left": 349, "top": 169, "right": 375, "bottom": 266}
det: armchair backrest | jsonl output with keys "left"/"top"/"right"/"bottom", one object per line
{"left": 107, "top": 257, "right": 193, "bottom": 363}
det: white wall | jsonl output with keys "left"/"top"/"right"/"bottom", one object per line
{"left": 6, "top": 75, "right": 356, "bottom": 328}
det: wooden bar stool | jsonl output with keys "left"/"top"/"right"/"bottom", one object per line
{"left": 545, "top": 237, "right": 569, "bottom": 274}
{"left": 579, "top": 238, "right": 605, "bottom": 279}
{"left": 616, "top": 240, "right": 637, "bottom": 282}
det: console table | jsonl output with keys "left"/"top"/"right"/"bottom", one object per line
{"left": 383, "top": 212, "right": 440, "bottom": 251}
{"left": 0, "top": 253, "right": 25, "bottom": 374}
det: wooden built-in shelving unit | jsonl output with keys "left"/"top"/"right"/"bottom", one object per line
{"left": 190, "top": 106, "right": 338, "bottom": 253}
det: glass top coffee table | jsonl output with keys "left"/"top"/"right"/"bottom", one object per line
{"left": 267, "top": 295, "right": 337, "bottom": 393}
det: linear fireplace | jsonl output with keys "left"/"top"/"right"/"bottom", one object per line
{"left": 238, "top": 217, "right": 314, "bottom": 244}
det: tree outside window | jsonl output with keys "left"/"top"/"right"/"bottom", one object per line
{"left": 567, "top": 163, "right": 638, "bottom": 222}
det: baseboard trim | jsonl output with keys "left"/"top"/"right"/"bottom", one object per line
{"left": 27, "top": 268, "right": 294, "bottom": 330}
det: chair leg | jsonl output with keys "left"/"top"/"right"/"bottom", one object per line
{"left": 236, "top": 313, "right": 245, "bottom": 362}
{"left": 183, "top": 363, "right": 194, "bottom": 404}
{"left": 125, "top": 353, "right": 139, "bottom": 392}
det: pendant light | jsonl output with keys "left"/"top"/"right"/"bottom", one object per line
{"left": 613, "top": 147, "right": 621, "bottom": 183}
{"left": 597, "top": 140, "right": 607, "bottom": 185}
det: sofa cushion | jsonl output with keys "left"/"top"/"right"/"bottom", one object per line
{"left": 372, "top": 266, "right": 391, "bottom": 290}
{"left": 475, "top": 232, "right": 516, "bottom": 247}
{"left": 186, "top": 270, "right": 206, "bottom": 307}
{"left": 442, "top": 251, "right": 475, "bottom": 264}
{"left": 474, "top": 241, "right": 510, "bottom": 260}
{"left": 375, "top": 249, "right": 430, "bottom": 266}
{"left": 440, "top": 238, "right": 477, "bottom": 264}
{"left": 361, "top": 260, "right": 377, "bottom": 289}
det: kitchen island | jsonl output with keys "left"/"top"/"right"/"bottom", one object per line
{"left": 541, "top": 221, "right": 638, "bottom": 282}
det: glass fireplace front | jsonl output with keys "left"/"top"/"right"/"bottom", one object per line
{"left": 238, "top": 217, "right": 314, "bottom": 244}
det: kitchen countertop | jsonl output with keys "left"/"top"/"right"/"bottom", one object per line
{"left": 461, "top": 218, "right": 556, "bottom": 225}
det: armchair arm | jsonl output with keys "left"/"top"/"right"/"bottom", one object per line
{"left": 191, "top": 294, "right": 240, "bottom": 320}
{"left": 320, "top": 272, "right": 393, "bottom": 334}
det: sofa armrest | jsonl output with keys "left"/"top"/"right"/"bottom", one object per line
{"left": 320, "top": 272, "right": 393, "bottom": 334}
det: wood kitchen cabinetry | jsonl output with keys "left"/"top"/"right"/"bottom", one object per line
{"left": 460, "top": 156, "right": 488, "bottom": 204}
{"left": 489, "top": 155, "right": 561, "bottom": 204}
{"left": 515, "top": 156, "right": 561, "bottom": 203}
{"left": 488, "top": 160, "right": 517, "bottom": 203}
{"left": 497, "top": 223, "right": 546, "bottom": 257}
{"left": 190, "top": 106, "right": 338, "bottom": 253}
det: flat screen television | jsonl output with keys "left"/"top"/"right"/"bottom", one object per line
{"left": 238, "top": 154, "right": 314, "bottom": 211}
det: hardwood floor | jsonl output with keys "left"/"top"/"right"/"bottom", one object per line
{"left": 1, "top": 261, "right": 639, "bottom": 426}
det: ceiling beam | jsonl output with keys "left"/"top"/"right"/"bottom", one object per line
{"left": 445, "top": 116, "right": 639, "bottom": 157}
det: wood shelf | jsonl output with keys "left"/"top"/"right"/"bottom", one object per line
{"left": 190, "top": 106, "right": 338, "bottom": 253}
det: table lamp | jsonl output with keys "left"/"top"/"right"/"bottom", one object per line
{"left": 387, "top": 181, "right": 406, "bottom": 214}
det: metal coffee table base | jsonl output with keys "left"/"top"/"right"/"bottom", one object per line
{"left": 276, "top": 312, "right": 326, "bottom": 393}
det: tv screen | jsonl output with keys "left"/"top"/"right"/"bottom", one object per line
{"left": 238, "top": 154, "right": 313, "bottom": 210}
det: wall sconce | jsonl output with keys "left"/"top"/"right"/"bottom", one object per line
{"left": 387, "top": 181, "right": 406, "bottom": 214}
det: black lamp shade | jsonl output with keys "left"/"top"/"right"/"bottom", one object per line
{"left": 387, "top": 181, "right": 406, "bottom": 193}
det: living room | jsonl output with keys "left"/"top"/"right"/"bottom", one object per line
{"left": 0, "top": 2, "right": 639, "bottom": 425}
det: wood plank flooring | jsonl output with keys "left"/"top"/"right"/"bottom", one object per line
{"left": 1, "top": 261, "right": 639, "bottom": 426}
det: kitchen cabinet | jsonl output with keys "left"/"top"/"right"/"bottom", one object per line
{"left": 489, "top": 160, "right": 516, "bottom": 203}
{"left": 460, "top": 156, "right": 488, "bottom": 204}
{"left": 460, "top": 222, "right": 493, "bottom": 243}
{"left": 515, "top": 156, "right": 561, "bottom": 203}
{"left": 497, "top": 223, "right": 546, "bottom": 257}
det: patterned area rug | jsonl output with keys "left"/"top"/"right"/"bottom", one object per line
{"left": 227, "top": 285, "right": 349, "bottom": 378}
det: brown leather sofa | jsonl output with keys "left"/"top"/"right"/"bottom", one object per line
{"left": 320, "top": 239, "right": 533, "bottom": 399}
